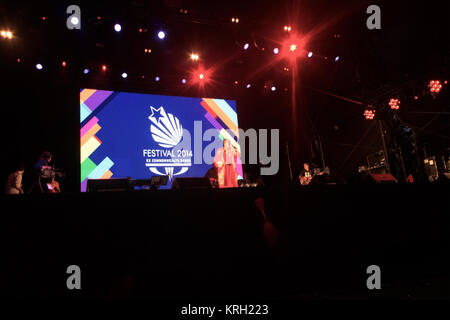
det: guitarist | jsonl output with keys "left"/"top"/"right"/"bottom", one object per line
{"left": 299, "top": 162, "right": 314, "bottom": 186}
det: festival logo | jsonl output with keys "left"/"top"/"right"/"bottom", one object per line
{"left": 143, "top": 106, "right": 192, "bottom": 180}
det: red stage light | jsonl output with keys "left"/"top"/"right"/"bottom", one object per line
{"left": 139, "top": 28, "right": 143, "bottom": 33}
{"left": 17, "top": 58, "right": 20, "bottom": 62}
{"left": 279, "top": 34, "right": 307, "bottom": 62}
{"left": 102, "top": 65, "right": 107, "bottom": 71}
{"left": 388, "top": 98, "right": 400, "bottom": 110}
{"left": 42, "top": 17, "right": 46, "bottom": 21}
{"left": 364, "top": 109, "right": 376, "bottom": 120}
{"left": 62, "top": 61, "right": 67, "bottom": 67}
{"left": 429, "top": 80, "right": 442, "bottom": 94}
{"left": 414, "top": 96, "right": 418, "bottom": 100}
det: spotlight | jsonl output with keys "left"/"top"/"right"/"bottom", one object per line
{"left": 289, "top": 44, "right": 297, "bottom": 52}
{"left": 271, "top": 86, "right": 276, "bottom": 91}
{"left": 199, "top": 73, "right": 204, "bottom": 80}
{"left": 234, "top": 80, "right": 238, "bottom": 85}
{"left": 17, "top": 58, "right": 20, "bottom": 63}
{"left": 138, "top": 28, "right": 143, "bottom": 33}
{"left": 102, "top": 65, "right": 107, "bottom": 71}
{"left": 62, "top": 61, "right": 67, "bottom": 67}
{"left": 243, "top": 43, "right": 249, "bottom": 50}
{"left": 429, "top": 80, "right": 442, "bottom": 94}
{"left": 122, "top": 73, "right": 127, "bottom": 78}
{"left": 246, "top": 84, "right": 251, "bottom": 88}
{"left": 157, "top": 31, "right": 165, "bottom": 39}
{"left": 364, "top": 109, "right": 376, "bottom": 120}
{"left": 190, "top": 53, "right": 199, "bottom": 61}
{"left": 155, "top": 76, "right": 160, "bottom": 81}
{"left": 181, "top": 78, "right": 187, "bottom": 84}
{"left": 1, "top": 30, "right": 13, "bottom": 39}
{"left": 335, "top": 56, "right": 340, "bottom": 62}
{"left": 308, "top": 51, "right": 313, "bottom": 58}
{"left": 284, "top": 26, "right": 291, "bottom": 32}
{"left": 83, "top": 68, "right": 89, "bottom": 74}
{"left": 36, "top": 63, "right": 43, "bottom": 70}
{"left": 70, "top": 17, "right": 79, "bottom": 26}
{"left": 273, "top": 48, "right": 279, "bottom": 54}
{"left": 389, "top": 98, "right": 400, "bottom": 110}
{"left": 114, "top": 24, "right": 122, "bottom": 32}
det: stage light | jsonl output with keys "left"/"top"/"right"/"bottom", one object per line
{"left": 246, "top": 84, "right": 251, "bottom": 88}
{"left": 364, "top": 109, "right": 376, "bottom": 120}
{"left": 62, "top": 61, "right": 67, "bottom": 67}
{"left": 83, "top": 68, "right": 89, "bottom": 74}
{"left": 181, "top": 78, "right": 187, "bottom": 84}
{"left": 232, "top": 18, "right": 235, "bottom": 23}
{"left": 139, "top": 28, "right": 143, "bottom": 33}
{"left": 271, "top": 86, "right": 276, "bottom": 91}
{"left": 114, "top": 24, "right": 122, "bottom": 32}
{"left": 190, "top": 53, "right": 199, "bottom": 61}
{"left": 70, "top": 16, "right": 79, "bottom": 26}
{"left": 102, "top": 65, "right": 107, "bottom": 71}
{"left": 155, "top": 76, "right": 160, "bottom": 81}
{"left": 122, "top": 73, "right": 127, "bottom": 78}
{"left": 243, "top": 43, "right": 249, "bottom": 50}
{"left": 273, "top": 48, "right": 279, "bottom": 54}
{"left": 234, "top": 80, "right": 238, "bottom": 85}
{"left": 389, "top": 98, "right": 400, "bottom": 110}
{"left": 36, "top": 64, "right": 43, "bottom": 70}
{"left": 157, "top": 31, "right": 165, "bottom": 39}
{"left": 236, "top": 18, "right": 239, "bottom": 23}
{"left": 414, "top": 96, "right": 418, "bottom": 100}
{"left": 308, "top": 51, "right": 313, "bottom": 58}
{"left": 284, "top": 26, "right": 291, "bottom": 32}
{"left": 429, "top": 80, "right": 442, "bottom": 93}
{"left": 335, "top": 56, "right": 340, "bottom": 62}
{"left": 199, "top": 73, "right": 204, "bottom": 80}
{"left": 289, "top": 44, "right": 297, "bottom": 52}
{"left": 1, "top": 30, "right": 13, "bottom": 39}
{"left": 42, "top": 17, "right": 46, "bottom": 21}
{"left": 17, "top": 58, "right": 20, "bottom": 63}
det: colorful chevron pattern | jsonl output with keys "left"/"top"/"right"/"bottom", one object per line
{"left": 200, "top": 98, "right": 243, "bottom": 179}
{"left": 80, "top": 89, "right": 115, "bottom": 192}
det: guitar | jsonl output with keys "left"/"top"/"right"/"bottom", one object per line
{"left": 47, "top": 179, "right": 61, "bottom": 193}
{"left": 299, "top": 174, "right": 313, "bottom": 186}
{"left": 299, "top": 167, "right": 330, "bottom": 185}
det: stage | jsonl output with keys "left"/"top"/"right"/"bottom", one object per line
{"left": 1, "top": 184, "right": 449, "bottom": 298}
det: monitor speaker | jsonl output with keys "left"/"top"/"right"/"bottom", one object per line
{"left": 171, "top": 177, "right": 211, "bottom": 190}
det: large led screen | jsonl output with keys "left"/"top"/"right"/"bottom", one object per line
{"left": 80, "top": 88, "right": 243, "bottom": 191}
